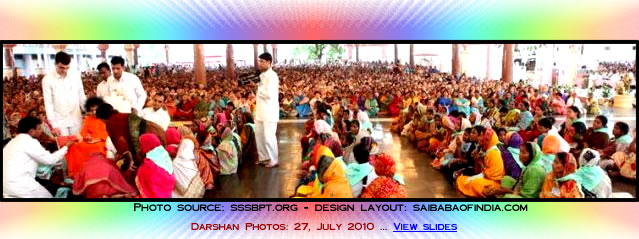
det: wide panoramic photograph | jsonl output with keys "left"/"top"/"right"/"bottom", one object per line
{"left": 2, "top": 43, "right": 636, "bottom": 199}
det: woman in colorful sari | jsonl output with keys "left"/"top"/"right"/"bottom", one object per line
{"left": 180, "top": 126, "right": 215, "bottom": 190}
{"left": 135, "top": 133, "right": 176, "bottom": 198}
{"left": 582, "top": 115, "right": 610, "bottom": 151}
{"left": 346, "top": 141, "right": 378, "bottom": 197}
{"left": 388, "top": 93, "right": 403, "bottom": 117}
{"left": 540, "top": 152, "right": 583, "bottom": 198}
{"left": 492, "top": 142, "right": 546, "bottom": 198}
{"left": 600, "top": 122, "right": 633, "bottom": 160}
{"left": 302, "top": 146, "right": 352, "bottom": 198}
{"left": 172, "top": 126, "right": 205, "bottom": 198}
{"left": 72, "top": 153, "right": 138, "bottom": 198}
{"left": 455, "top": 128, "right": 505, "bottom": 198}
{"left": 66, "top": 97, "right": 109, "bottom": 178}
{"left": 361, "top": 154, "right": 407, "bottom": 198}
{"left": 364, "top": 93, "right": 379, "bottom": 117}
{"left": 173, "top": 94, "right": 197, "bottom": 121}
{"left": 165, "top": 127, "right": 181, "bottom": 158}
{"left": 499, "top": 132, "right": 524, "bottom": 179}
{"left": 240, "top": 112, "right": 258, "bottom": 165}
{"left": 314, "top": 120, "right": 343, "bottom": 158}
{"left": 541, "top": 133, "right": 571, "bottom": 173}
{"left": 453, "top": 92, "right": 470, "bottom": 117}
{"left": 559, "top": 106, "right": 586, "bottom": 145}
{"left": 217, "top": 126, "right": 239, "bottom": 175}
{"left": 294, "top": 90, "right": 311, "bottom": 118}
{"left": 550, "top": 92, "right": 566, "bottom": 115}
{"left": 519, "top": 105, "right": 545, "bottom": 142}
{"left": 574, "top": 149, "right": 612, "bottom": 198}
{"left": 607, "top": 135, "right": 636, "bottom": 180}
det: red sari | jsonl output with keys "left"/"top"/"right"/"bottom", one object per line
{"left": 72, "top": 153, "right": 138, "bottom": 198}
{"left": 173, "top": 99, "right": 197, "bottom": 121}
{"left": 388, "top": 95, "right": 402, "bottom": 117}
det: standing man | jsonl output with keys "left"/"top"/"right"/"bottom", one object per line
{"left": 103, "top": 56, "right": 147, "bottom": 115}
{"left": 96, "top": 62, "right": 111, "bottom": 98}
{"left": 42, "top": 52, "right": 87, "bottom": 136}
{"left": 255, "top": 53, "right": 280, "bottom": 168}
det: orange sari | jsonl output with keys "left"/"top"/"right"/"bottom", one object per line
{"left": 66, "top": 116, "right": 108, "bottom": 177}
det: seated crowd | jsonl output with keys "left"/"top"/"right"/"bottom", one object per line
{"left": 2, "top": 57, "right": 635, "bottom": 198}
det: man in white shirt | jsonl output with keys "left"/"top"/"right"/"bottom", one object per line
{"left": 102, "top": 56, "right": 147, "bottom": 115}
{"left": 254, "top": 53, "right": 280, "bottom": 168}
{"left": 42, "top": 52, "right": 87, "bottom": 136}
{"left": 95, "top": 62, "right": 111, "bottom": 98}
{"left": 3, "top": 116, "right": 75, "bottom": 198}
{"left": 140, "top": 94, "right": 171, "bottom": 131}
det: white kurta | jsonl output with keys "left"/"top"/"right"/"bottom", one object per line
{"left": 42, "top": 71, "right": 86, "bottom": 135}
{"left": 140, "top": 107, "right": 171, "bottom": 131}
{"left": 103, "top": 72, "right": 147, "bottom": 114}
{"left": 255, "top": 68, "right": 280, "bottom": 164}
{"left": 96, "top": 80, "right": 109, "bottom": 98}
{"left": 3, "top": 134, "right": 69, "bottom": 198}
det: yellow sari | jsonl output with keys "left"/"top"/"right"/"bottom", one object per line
{"left": 456, "top": 129, "right": 505, "bottom": 198}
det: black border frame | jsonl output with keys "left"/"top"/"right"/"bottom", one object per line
{"left": 1, "top": 40, "right": 637, "bottom": 202}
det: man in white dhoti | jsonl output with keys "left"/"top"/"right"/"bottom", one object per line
{"left": 140, "top": 94, "right": 171, "bottom": 131}
{"left": 254, "top": 53, "right": 280, "bottom": 168}
{"left": 101, "top": 56, "right": 147, "bottom": 115}
{"left": 3, "top": 117, "right": 75, "bottom": 198}
{"left": 42, "top": 52, "right": 87, "bottom": 136}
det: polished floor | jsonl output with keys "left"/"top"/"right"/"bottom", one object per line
{"left": 206, "top": 107, "right": 637, "bottom": 198}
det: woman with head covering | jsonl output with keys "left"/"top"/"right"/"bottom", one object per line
{"left": 217, "top": 126, "right": 239, "bottom": 175}
{"left": 582, "top": 115, "right": 611, "bottom": 151}
{"left": 346, "top": 141, "right": 378, "bottom": 197}
{"left": 559, "top": 106, "right": 586, "bottom": 145}
{"left": 574, "top": 149, "right": 612, "bottom": 198}
{"left": 360, "top": 153, "right": 407, "bottom": 198}
{"left": 540, "top": 152, "right": 583, "bottom": 198}
{"left": 312, "top": 150, "right": 353, "bottom": 198}
{"left": 240, "top": 112, "right": 258, "bottom": 165}
{"left": 72, "top": 152, "right": 138, "bottom": 198}
{"left": 165, "top": 127, "right": 181, "bottom": 158}
{"left": 541, "top": 132, "right": 571, "bottom": 173}
{"left": 135, "top": 133, "right": 176, "bottom": 198}
{"left": 494, "top": 142, "right": 546, "bottom": 198}
{"left": 171, "top": 126, "right": 205, "bottom": 198}
{"left": 499, "top": 132, "right": 525, "bottom": 179}
{"left": 455, "top": 128, "right": 505, "bottom": 198}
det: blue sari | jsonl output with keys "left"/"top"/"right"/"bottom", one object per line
{"left": 294, "top": 94, "right": 311, "bottom": 117}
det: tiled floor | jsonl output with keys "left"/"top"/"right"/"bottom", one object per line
{"left": 206, "top": 107, "right": 636, "bottom": 198}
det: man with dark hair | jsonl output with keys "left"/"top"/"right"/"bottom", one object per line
{"left": 140, "top": 94, "right": 170, "bottom": 131}
{"left": 101, "top": 56, "right": 147, "bottom": 115}
{"left": 42, "top": 51, "right": 87, "bottom": 136}
{"left": 3, "top": 116, "right": 75, "bottom": 198}
{"left": 255, "top": 52, "right": 280, "bottom": 167}
{"left": 96, "top": 62, "right": 111, "bottom": 98}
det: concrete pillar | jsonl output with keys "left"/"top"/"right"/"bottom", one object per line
{"left": 25, "top": 54, "right": 33, "bottom": 76}
{"left": 3, "top": 44, "right": 16, "bottom": 69}
{"left": 124, "top": 44, "right": 135, "bottom": 68}
{"left": 272, "top": 44, "right": 278, "bottom": 65}
{"left": 501, "top": 44, "right": 514, "bottom": 83}
{"left": 36, "top": 46, "right": 43, "bottom": 74}
{"left": 409, "top": 44, "right": 415, "bottom": 68}
{"left": 164, "top": 44, "right": 169, "bottom": 64}
{"left": 452, "top": 44, "right": 460, "bottom": 77}
{"left": 347, "top": 45, "right": 353, "bottom": 60}
{"left": 394, "top": 44, "right": 398, "bottom": 63}
{"left": 355, "top": 44, "right": 360, "bottom": 62}
{"left": 97, "top": 44, "right": 109, "bottom": 62}
{"left": 133, "top": 44, "right": 140, "bottom": 66}
{"left": 263, "top": 44, "right": 268, "bottom": 53}
{"left": 486, "top": 44, "right": 491, "bottom": 80}
{"left": 193, "top": 44, "right": 206, "bottom": 86}
{"left": 226, "top": 44, "right": 235, "bottom": 80}
{"left": 253, "top": 44, "right": 259, "bottom": 69}
{"left": 382, "top": 45, "right": 387, "bottom": 61}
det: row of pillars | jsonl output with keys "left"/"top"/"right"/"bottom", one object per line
{"left": 192, "top": 44, "right": 279, "bottom": 87}
{"left": 451, "top": 44, "right": 513, "bottom": 83}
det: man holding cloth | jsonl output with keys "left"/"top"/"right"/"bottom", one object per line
{"left": 255, "top": 53, "right": 280, "bottom": 167}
